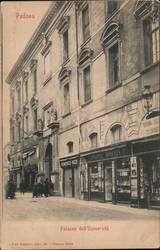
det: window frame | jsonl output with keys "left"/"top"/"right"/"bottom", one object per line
{"left": 63, "top": 82, "right": 70, "bottom": 115}
{"left": 63, "top": 29, "right": 69, "bottom": 62}
{"left": 89, "top": 132, "right": 98, "bottom": 148}
{"left": 83, "top": 65, "right": 92, "bottom": 104}
{"left": 110, "top": 124, "right": 122, "bottom": 144}
{"left": 82, "top": 4, "right": 90, "bottom": 43}
{"left": 67, "top": 141, "right": 73, "bottom": 153}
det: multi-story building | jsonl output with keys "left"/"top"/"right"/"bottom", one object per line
{"left": 6, "top": 0, "right": 160, "bottom": 208}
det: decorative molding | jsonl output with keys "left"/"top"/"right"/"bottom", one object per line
{"left": 134, "top": 0, "right": 159, "bottom": 21}
{"left": 43, "top": 101, "right": 53, "bottom": 111}
{"left": 30, "top": 95, "right": 39, "bottom": 109}
{"left": 58, "top": 67, "right": 71, "bottom": 82}
{"left": 30, "top": 59, "right": 38, "bottom": 71}
{"left": 100, "top": 22, "right": 121, "bottom": 47}
{"left": 23, "top": 103, "right": 29, "bottom": 114}
{"left": 15, "top": 111, "right": 21, "bottom": 121}
{"left": 78, "top": 47, "right": 94, "bottom": 66}
{"left": 22, "top": 71, "right": 29, "bottom": 80}
{"left": 16, "top": 81, "right": 21, "bottom": 89}
{"left": 41, "top": 40, "right": 52, "bottom": 56}
{"left": 57, "top": 16, "right": 70, "bottom": 34}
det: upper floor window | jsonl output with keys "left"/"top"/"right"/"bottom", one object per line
{"left": 83, "top": 65, "right": 91, "bottom": 103}
{"left": 107, "top": 0, "right": 119, "bottom": 17}
{"left": 63, "top": 30, "right": 69, "bottom": 62}
{"left": 109, "top": 42, "right": 119, "bottom": 88}
{"left": 111, "top": 124, "right": 122, "bottom": 143}
{"left": 67, "top": 141, "right": 73, "bottom": 153}
{"left": 134, "top": 0, "right": 159, "bottom": 67}
{"left": 33, "top": 109, "right": 37, "bottom": 131}
{"left": 17, "top": 86, "right": 21, "bottom": 111}
{"left": 30, "top": 59, "right": 38, "bottom": 93}
{"left": 17, "top": 121, "right": 21, "bottom": 142}
{"left": 44, "top": 51, "right": 51, "bottom": 77}
{"left": 100, "top": 22, "right": 121, "bottom": 90}
{"left": 143, "top": 18, "right": 159, "bottom": 66}
{"left": 82, "top": 5, "right": 90, "bottom": 42}
{"left": 24, "top": 80, "right": 28, "bottom": 102}
{"left": 64, "top": 82, "right": 70, "bottom": 115}
{"left": 89, "top": 132, "right": 98, "bottom": 148}
{"left": 11, "top": 96, "right": 14, "bottom": 114}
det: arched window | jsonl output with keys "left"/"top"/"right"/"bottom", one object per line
{"left": 67, "top": 141, "right": 73, "bottom": 153}
{"left": 89, "top": 132, "right": 98, "bottom": 148}
{"left": 110, "top": 124, "right": 122, "bottom": 143}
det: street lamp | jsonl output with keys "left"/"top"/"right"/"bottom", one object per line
{"left": 142, "top": 85, "right": 153, "bottom": 114}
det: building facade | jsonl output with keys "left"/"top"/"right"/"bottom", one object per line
{"left": 6, "top": 0, "right": 160, "bottom": 207}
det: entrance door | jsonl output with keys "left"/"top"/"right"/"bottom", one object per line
{"left": 64, "top": 168, "right": 74, "bottom": 198}
{"left": 105, "top": 167, "right": 112, "bottom": 201}
{"left": 44, "top": 143, "right": 52, "bottom": 178}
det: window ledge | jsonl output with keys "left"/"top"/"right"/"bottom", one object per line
{"left": 105, "top": 83, "right": 121, "bottom": 94}
{"left": 141, "top": 61, "right": 160, "bottom": 74}
{"left": 43, "top": 74, "right": 52, "bottom": 86}
{"left": 62, "top": 112, "right": 71, "bottom": 118}
{"left": 81, "top": 99, "right": 93, "bottom": 108}
{"left": 80, "top": 37, "right": 91, "bottom": 49}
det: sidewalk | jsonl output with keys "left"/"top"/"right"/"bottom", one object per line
{"left": 15, "top": 192, "right": 160, "bottom": 218}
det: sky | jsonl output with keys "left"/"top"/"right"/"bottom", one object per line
{"left": 2, "top": 1, "right": 52, "bottom": 146}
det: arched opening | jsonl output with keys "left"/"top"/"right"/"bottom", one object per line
{"left": 44, "top": 143, "right": 52, "bottom": 178}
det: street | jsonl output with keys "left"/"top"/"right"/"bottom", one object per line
{"left": 3, "top": 192, "right": 159, "bottom": 221}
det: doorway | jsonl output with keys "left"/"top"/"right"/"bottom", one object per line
{"left": 44, "top": 143, "right": 52, "bottom": 178}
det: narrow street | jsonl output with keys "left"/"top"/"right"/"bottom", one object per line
{"left": 3, "top": 192, "right": 159, "bottom": 221}
{"left": 2, "top": 192, "right": 160, "bottom": 250}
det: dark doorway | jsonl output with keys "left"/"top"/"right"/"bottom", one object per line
{"left": 44, "top": 143, "right": 52, "bottom": 178}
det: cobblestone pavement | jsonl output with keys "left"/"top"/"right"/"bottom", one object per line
{"left": 3, "top": 192, "right": 159, "bottom": 221}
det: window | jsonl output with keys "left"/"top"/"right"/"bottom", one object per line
{"left": 11, "top": 96, "right": 14, "bottom": 114}
{"left": 17, "top": 121, "right": 21, "bottom": 141}
{"left": 11, "top": 126, "right": 15, "bottom": 143}
{"left": 67, "top": 141, "right": 73, "bottom": 153}
{"left": 44, "top": 51, "right": 51, "bottom": 77}
{"left": 107, "top": 0, "right": 118, "bottom": 16}
{"left": 33, "top": 70, "right": 37, "bottom": 94}
{"left": 83, "top": 66, "right": 91, "bottom": 103}
{"left": 89, "top": 133, "right": 97, "bottom": 148}
{"left": 111, "top": 125, "right": 122, "bottom": 143}
{"left": 143, "top": 18, "right": 159, "bottom": 66}
{"left": 109, "top": 43, "right": 119, "bottom": 88}
{"left": 82, "top": 5, "right": 90, "bottom": 42}
{"left": 17, "top": 87, "right": 21, "bottom": 110}
{"left": 24, "top": 80, "right": 28, "bottom": 102}
{"left": 64, "top": 83, "right": 70, "bottom": 114}
{"left": 33, "top": 109, "right": 37, "bottom": 130}
{"left": 25, "top": 116, "right": 29, "bottom": 134}
{"left": 63, "top": 30, "right": 69, "bottom": 61}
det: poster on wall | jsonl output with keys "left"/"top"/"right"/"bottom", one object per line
{"left": 1, "top": 1, "right": 159, "bottom": 250}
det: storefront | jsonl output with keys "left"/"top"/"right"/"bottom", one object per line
{"left": 80, "top": 142, "right": 131, "bottom": 203}
{"left": 60, "top": 155, "right": 80, "bottom": 198}
{"left": 132, "top": 135, "right": 160, "bottom": 208}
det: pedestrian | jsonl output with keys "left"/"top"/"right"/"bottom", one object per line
{"left": 49, "top": 179, "right": 54, "bottom": 196}
{"left": 38, "top": 181, "right": 44, "bottom": 197}
{"left": 7, "top": 179, "right": 16, "bottom": 199}
{"left": 20, "top": 180, "right": 25, "bottom": 195}
{"left": 32, "top": 181, "right": 38, "bottom": 198}
{"left": 44, "top": 178, "right": 49, "bottom": 197}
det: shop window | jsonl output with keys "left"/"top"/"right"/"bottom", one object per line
{"left": 89, "top": 163, "right": 104, "bottom": 193}
{"left": 63, "top": 30, "right": 69, "bottom": 62}
{"left": 143, "top": 18, "right": 159, "bottom": 66}
{"left": 67, "top": 141, "right": 73, "bottom": 153}
{"left": 64, "top": 83, "right": 70, "bottom": 115}
{"left": 111, "top": 124, "right": 122, "bottom": 143}
{"left": 82, "top": 5, "right": 90, "bottom": 42}
{"left": 89, "top": 132, "right": 98, "bottom": 148}
{"left": 83, "top": 66, "right": 91, "bottom": 103}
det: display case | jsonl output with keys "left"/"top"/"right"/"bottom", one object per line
{"left": 116, "top": 159, "right": 131, "bottom": 202}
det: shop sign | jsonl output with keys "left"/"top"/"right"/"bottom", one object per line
{"left": 139, "top": 116, "right": 159, "bottom": 138}
{"left": 60, "top": 158, "right": 79, "bottom": 168}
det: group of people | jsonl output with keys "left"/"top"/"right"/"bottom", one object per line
{"left": 32, "top": 178, "right": 54, "bottom": 198}
{"left": 5, "top": 179, "right": 16, "bottom": 199}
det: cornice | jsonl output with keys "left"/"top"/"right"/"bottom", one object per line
{"left": 6, "top": 1, "right": 65, "bottom": 85}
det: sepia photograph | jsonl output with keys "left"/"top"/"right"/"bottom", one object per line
{"left": 1, "top": 0, "right": 160, "bottom": 249}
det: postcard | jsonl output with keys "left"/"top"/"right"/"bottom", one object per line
{"left": 1, "top": 0, "right": 160, "bottom": 249}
